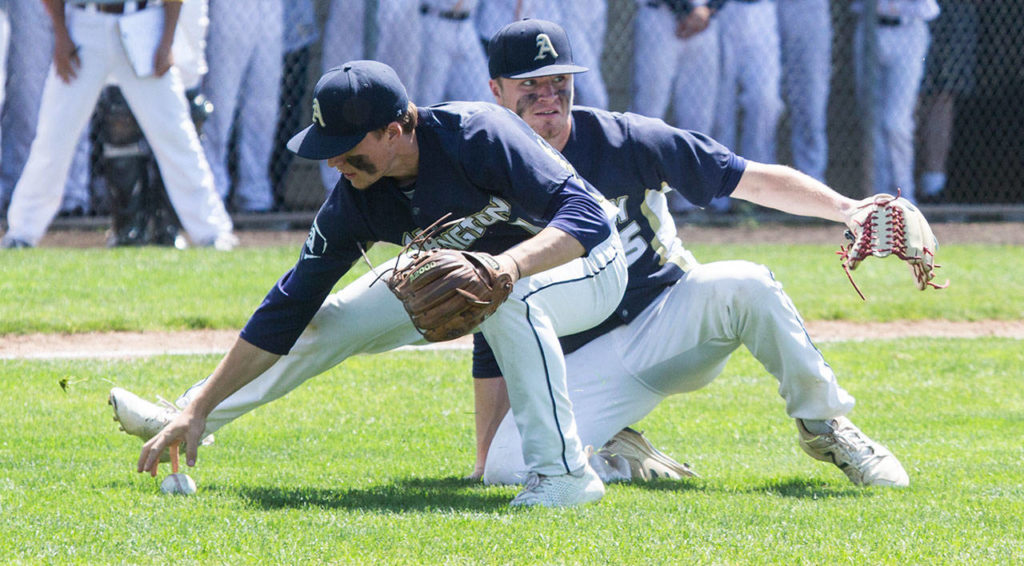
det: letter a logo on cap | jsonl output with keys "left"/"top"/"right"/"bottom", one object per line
{"left": 534, "top": 33, "right": 558, "bottom": 61}
{"left": 311, "top": 98, "right": 326, "bottom": 128}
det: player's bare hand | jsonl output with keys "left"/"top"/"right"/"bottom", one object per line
{"left": 136, "top": 408, "right": 206, "bottom": 477}
{"left": 464, "top": 466, "right": 484, "bottom": 482}
{"left": 153, "top": 42, "right": 174, "bottom": 77}
{"left": 53, "top": 34, "right": 81, "bottom": 84}
{"left": 676, "top": 6, "right": 712, "bottom": 39}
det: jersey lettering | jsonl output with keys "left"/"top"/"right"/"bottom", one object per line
{"left": 311, "top": 98, "right": 326, "bottom": 128}
{"left": 403, "top": 197, "right": 515, "bottom": 249}
{"left": 619, "top": 220, "right": 646, "bottom": 265}
{"left": 535, "top": 34, "right": 559, "bottom": 61}
{"left": 611, "top": 195, "right": 630, "bottom": 225}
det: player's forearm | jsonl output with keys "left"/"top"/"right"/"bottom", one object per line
{"left": 160, "top": 0, "right": 182, "bottom": 43}
{"left": 185, "top": 337, "right": 281, "bottom": 417}
{"left": 43, "top": 0, "right": 68, "bottom": 34}
{"left": 731, "top": 161, "right": 859, "bottom": 225}
{"left": 498, "top": 226, "right": 585, "bottom": 278}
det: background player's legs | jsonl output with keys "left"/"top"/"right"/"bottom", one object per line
{"left": 778, "top": 0, "right": 831, "bottom": 182}
{"left": 117, "top": 66, "right": 233, "bottom": 245}
{"left": 3, "top": 9, "right": 108, "bottom": 245}
{"left": 875, "top": 23, "right": 929, "bottom": 201}
{"left": 671, "top": 22, "right": 720, "bottom": 132}
{"left": 443, "top": 20, "right": 492, "bottom": 103}
{"left": 629, "top": 5, "right": 679, "bottom": 120}
{"left": 319, "top": 0, "right": 368, "bottom": 191}
{"left": 232, "top": 0, "right": 283, "bottom": 213}
{"left": 734, "top": 2, "right": 782, "bottom": 164}
{"left": 201, "top": 0, "right": 253, "bottom": 201}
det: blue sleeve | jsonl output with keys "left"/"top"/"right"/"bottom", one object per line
{"left": 544, "top": 177, "right": 612, "bottom": 254}
{"left": 625, "top": 112, "right": 747, "bottom": 207}
{"left": 239, "top": 192, "right": 367, "bottom": 355}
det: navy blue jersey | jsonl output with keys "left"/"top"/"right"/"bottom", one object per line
{"left": 241, "top": 102, "right": 613, "bottom": 355}
{"left": 473, "top": 107, "right": 747, "bottom": 376}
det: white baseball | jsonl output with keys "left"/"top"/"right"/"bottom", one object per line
{"left": 160, "top": 473, "right": 198, "bottom": 495}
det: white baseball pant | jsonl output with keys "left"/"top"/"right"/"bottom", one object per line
{"left": 319, "top": 0, "right": 368, "bottom": 192}
{"left": 854, "top": 18, "right": 930, "bottom": 202}
{"left": 201, "top": 0, "right": 283, "bottom": 212}
{"left": 483, "top": 259, "right": 856, "bottom": 485}
{"left": 778, "top": 0, "right": 832, "bottom": 182}
{"left": 713, "top": 0, "right": 783, "bottom": 164}
{"left": 180, "top": 232, "right": 628, "bottom": 477}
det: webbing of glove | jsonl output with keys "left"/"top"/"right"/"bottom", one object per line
{"left": 388, "top": 249, "right": 514, "bottom": 342}
{"left": 837, "top": 193, "right": 947, "bottom": 300}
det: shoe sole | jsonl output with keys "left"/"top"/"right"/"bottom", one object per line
{"left": 606, "top": 431, "right": 699, "bottom": 480}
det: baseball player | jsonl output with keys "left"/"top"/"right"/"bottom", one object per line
{"left": 630, "top": 0, "right": 725, "bottom": 214}
{"left": 631, "top": 0, "right": 724, "bottom": 131}
{"left": 0, "top": 1, "right": 8, "bottom": 163}
{"left": 125, "top": 60, "right": 629, "bottom": 507}
{"left": 777, "top": 0, "right": 832, "bottom": 183}
{"left": 317, "top": 0, "right": 368, "bottom": 192}
{"left": 471, "top": 19, "right": 909, "bottom": 487}
{"left": 201, "top": 0, "right": 283, "bottom": 213}
{"left": 0, "top": 0, "right": 235, "bottom": 250}
{"left": 853, "top": 0, "right": 940, "bottom": 204}
{"left": 712, "top": 0, "right": 783, "bottom": 166}
{"left": 0, "top": 0, "right": 91, "bottom": 220}
{"left": 557, "top": 0, "right": 608, "bottom": 109}
{"left": 415, "top": 1, "right": 492, "bottom": 106}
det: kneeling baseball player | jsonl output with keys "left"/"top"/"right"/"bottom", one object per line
{"left": 468, "top": 19, "right": 942, "bottom": 487}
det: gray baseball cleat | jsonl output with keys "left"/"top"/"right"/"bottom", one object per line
{"left": 509, "top": 463, "right": 605, "bottom": 507}
{"left": 108, "top": 387, "right": 213, "bottom": 460}
{"left": 599, "top": 427, "right": 698, "bottom": 481}
{"left": 797, "top": 416, "right": 909, "bottom": 487}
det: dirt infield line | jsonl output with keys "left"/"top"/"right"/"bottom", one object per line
{"left": 2, "top": 320, "right": 1022, "bottom": 361}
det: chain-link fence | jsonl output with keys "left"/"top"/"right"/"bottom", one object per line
{"left": 1, "top": 0, "right": 1021, "bottom": 231}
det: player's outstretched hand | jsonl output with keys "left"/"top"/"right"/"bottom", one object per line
{"left": 137, "top": 408, "right": 207, "bottom": 477}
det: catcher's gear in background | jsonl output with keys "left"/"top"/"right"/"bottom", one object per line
{"left": 388, "top": 249, "right": 516, "bottom": 342}
{"left": 839, "top": 193, "right": 947, "bottom": 299}
{"left": 99, "top": 87, "right": 185, "bottom": 248}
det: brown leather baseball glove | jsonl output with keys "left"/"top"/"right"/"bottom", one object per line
{"left": 388, "top": 249, "right": 516, "bottom": 342}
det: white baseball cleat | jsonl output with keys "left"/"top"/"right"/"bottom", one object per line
{"left": 599, "top": 427, "right": 698, "bottom": 481}
{"left": 509, "top": 463, "right": 605, "bottom": 507}
{"left": 108, "top": 388, "right": 212, "bottom": 459}
{"left": 797, "top": 416, "right": 909, "bottom": 487}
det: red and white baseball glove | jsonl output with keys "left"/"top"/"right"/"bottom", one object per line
{"left": 838, "top": 193, "right": 948, "bottom": 300}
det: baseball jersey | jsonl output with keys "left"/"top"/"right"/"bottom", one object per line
{"left": 474, "top": 106, "right": 747, "bottom": 375}
{"left": 241, "top": 102, "right": 613, "bottom": 355}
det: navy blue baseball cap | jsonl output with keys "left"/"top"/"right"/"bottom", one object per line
{"left": 287, "top": 60, "right": 410, "bottom": 159}
{"left": 487, "top": 19, "right": 589, "bottom": 79}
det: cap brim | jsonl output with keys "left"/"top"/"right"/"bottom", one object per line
{"left": 286, "top": 124, "right": 367, "bottom": 160}
{"left": 504, "top": 63, "right": 589, "bottom": 79}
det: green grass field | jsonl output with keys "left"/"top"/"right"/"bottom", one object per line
{"left": 1, "top": 242, "right": 1022, "bottom": 564}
